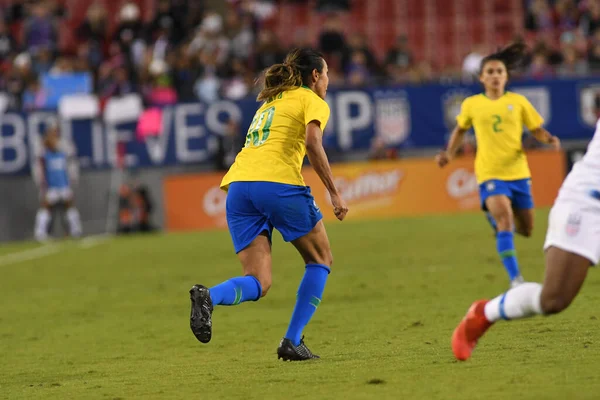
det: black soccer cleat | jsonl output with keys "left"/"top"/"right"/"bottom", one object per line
{"left": 277, "top": 337, "right": 320, "bottom": 361}
{"left": 189, "top": 284, "right": 213, "bottom": 343}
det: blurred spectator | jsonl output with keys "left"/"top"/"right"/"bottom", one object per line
{"left": 189, "top": 11, "right": 231, "bottom": 67}
{"left": 588, "top": 41, "right": 600, "bottom": 72}
{"left": 408, "top": 62, "right": 434, "bottom": 85}
{"left": 552, "top": 0, "right": 578, "bottom": 31}
{"left": 368, "top": 136, "right": 398, "bottom": 161}
{"left": 194, "top": 50, "right": 221, "bottom": 103}
{"left": 527, "top": 51, "right": 555, "bottom": 79}
{"left": 215, "top": 116, "right": 244, "bottom": 170}
{"left": 98, "top": 65, "right": 135, "bottom": 103}
{"left": 32, "top": 46, "right": 54, "bottom": 75}
{"left": 580, "top": 0, "right": 600, "bottom": 36}
{"left": 117, "top": 183, "right": 134, "bottom": 234}
{"left": 342, "top": 32, "right": 379, "bottom": 76}
{"left": 0, "top": 20, "right": 16, "bottom": 62}
{"left": 531, "top": 35, "right": 563, "bottom": 65}
{"left": 77, "top": 3, "right": 108, "bottom": 45}
{"left": 22, "top": 77, "right": 46, "bottom": 111}
{"left": 144, "top": 59, "right": 178, "bottom": 107}
{"left": 252, "top": 29, "right": 285, "bottom": 72}
{"left": 114, "top": 2, "right": 144, "bottom": 58}
{"left": 327, "top": 64, "right": 345, "bottom": 87}
{"left": 233, "top": 0, "right": 277, "bottom": 23}
{"left": 462, "top": 44, "right": 486, "bottom": 82}
{"left": 557, "top": 46, "right": 589, "bottom": 77}
{"left": 384, "top": 35, "right": 413, "bottom": 82}
{"left": 132, "top": 184, "right": 155, "bottom": 232}
{"left": 148, "top": 0, "right": 183, "bottom": 45}
{"left": 318, "top": 14, "right": 346, "bottom": 60}
{"left": 49, "top": 56, "right": 74, "bottom": 75}
{"left": 172, "top": 46, "right": 199, "bottom": 102}
{"left": 6, "top": 52, "right": 36, "bottom": 109}
{"left": 221, "top": 58, "right": 251, "bottom": 100}
{"left": 23, "top": 1, "right": 59, "bottom": 52}
{"left": 525, "top": 0, "right": 554, "bottom": 32}
{"left": 346, "top": 51, "right": 370, "bottom": 86}
{"left": 227, "top": 11, "right": 255, "bottom": 61}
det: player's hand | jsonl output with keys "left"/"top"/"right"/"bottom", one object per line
{"left": 435, "top": 150, "right": 450, "bottom": 168}
{"left": 548, "top": 135, "right": 561, "bottom": 151}
{"left": 330, "top": 193, "right": 348, "bottom": 221}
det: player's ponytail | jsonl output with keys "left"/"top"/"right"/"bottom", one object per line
{"left": 257, "top": 48, "right": 325, "bottom": 101}
{"left": 480, "top": 42, "right": 528, "bottom": 75}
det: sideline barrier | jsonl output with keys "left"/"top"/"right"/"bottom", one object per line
{"left": 164, "top": 150, "right": 566, "bottom": 232}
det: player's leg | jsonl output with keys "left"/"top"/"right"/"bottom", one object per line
{"left": 511, "top": 179, "right": 535, "bottom": 238}
{"left": 285, "top": 220, "right": 332, "bottom": 341}
{"left": 484, "top": 187, "right": 523, "bottom": 286}
{"left": 189, "top": 182, "right": 268, "bottom": 344}
{"left": 452, "top": 201, "right": 597, "bottom": 361}
{"left": 34, "top": 190, "right": 54, "bottom": 241}
{"left": 513, "top": 208, "right": 534, "bottom": 237}
{"left": 264, "top": 184, "right": 329, "bottom": 360}
{"left": 452, "top": 247, "right": 590, "bottom": 361}
{"left": 63, "top": 189, "right": 82, "bottom": 238}
{"left": 209, "top": 233, "right": 271, "bottom": 305}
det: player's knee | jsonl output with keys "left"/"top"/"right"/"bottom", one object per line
{"left": 540, "top": 292, "right": 572, "bottom": 315}
{"left": 495, "top": 211, "right": 514, "bottom": 231}
{"left": 309, "top": 250, "right": 333, "bottom": 267}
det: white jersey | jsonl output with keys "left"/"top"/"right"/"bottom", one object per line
{"left": 556, "top": 119, "right": 600, "bottom": 205}
{"left": 544, "top": 119, "right": 600, "bottom": 265}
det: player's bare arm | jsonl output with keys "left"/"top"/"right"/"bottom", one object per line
{"left": 305, "top": 120, "right": 348, "bottom": 221}
{"left": 531, "top": 127, "right": 561, "bottom": 150}
{"left": 436, "top": 126, "right": 468, "bottom": 167}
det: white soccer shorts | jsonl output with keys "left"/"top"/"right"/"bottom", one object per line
{"left": 44, "top": 187, "right": 73, "bottom": 205}
{"left": 544, "top": 199, "right": 600, "bottom": 265}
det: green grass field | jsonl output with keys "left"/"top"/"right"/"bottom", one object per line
{"left": 2, "top": 209, "right": 600, "bottom": 400}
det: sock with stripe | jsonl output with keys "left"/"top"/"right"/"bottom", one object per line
{"left": 496, "top": 231, "right": 521, "bottom": 281}
{"left": 209, "top": 276, "right": 262, "bottom": 306}
{"left": 484, "top": 282, "right": 543, "bottom": 322}
{"left": 285, "top": 264, "right": 331, "bottom": 346}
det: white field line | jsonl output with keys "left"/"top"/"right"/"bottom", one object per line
{"left": 0, "top": 234, "right": 113, "bottom": 267}
{"left": 0, "top": 244, "right": 62, "bottom": 267}
{"left": 78, "top": 234, "right": 112, "bottom": 249}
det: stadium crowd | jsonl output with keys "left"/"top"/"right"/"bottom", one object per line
{"left": 0, "top": 0, "right": 599, "bottom": 112}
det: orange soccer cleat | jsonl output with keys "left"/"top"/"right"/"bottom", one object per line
{"left": 451, "top": 300, "right": 493, "bottom": 361}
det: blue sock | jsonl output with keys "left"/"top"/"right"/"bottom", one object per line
{"left": 496, "top": 231, "right": 521, "bottom": 281}
{"left": 209, "top": 276, "right": 262, "bottom": 306}
{"left": 285, "top": 264, "right": 330, "bottom": 346}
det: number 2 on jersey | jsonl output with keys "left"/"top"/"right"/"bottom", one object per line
{"left": 492, "top": 115, "right": 503, "bottom": 133}
{"left": 245, "top": 106, "right": 275, "bottom": 147}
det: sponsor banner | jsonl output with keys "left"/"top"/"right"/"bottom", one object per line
{"left": 2, "top": 77, "right": 599, "bottom": 175}
{"left": 164, "top": 150, "right": 565, "bottom": 231}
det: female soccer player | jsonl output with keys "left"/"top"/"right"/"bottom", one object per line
{"left": 189, "top": 48, "right": 349, "bottom": 361}
{"left": 33, "top": 126, "right": 82, "bottom": 241}
{"left": 436, "top": 43, "right": 560, "bottom": 288}
{"left": 452, "top": 118, "right": 600, "bottom": 361}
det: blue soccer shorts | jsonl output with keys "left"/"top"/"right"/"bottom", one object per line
{"left": 479, "top": 178, "right": 534, "bottom": 211}
{"left": 226, "top": 181, "right": 323, "bottom": 253}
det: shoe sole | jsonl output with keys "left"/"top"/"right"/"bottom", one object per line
{"left": 277, "top": 354, "right": 319, "bottom": 361}
{"left": 189, "top": 285, "right": 212, "bottom": 344}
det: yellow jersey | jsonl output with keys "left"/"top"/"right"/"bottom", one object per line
{"left": 220, "top": 86, "right": 330, "bottom": 190}
{"left": 456, "top": 91, "right": 544, "bottom": 184}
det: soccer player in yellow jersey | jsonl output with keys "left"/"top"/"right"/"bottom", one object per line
{"left": 189, "top": 48, "right": 349, "bottom": 361}
{"left": 436, "top": 43, "right": 560, "bottom": 288}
